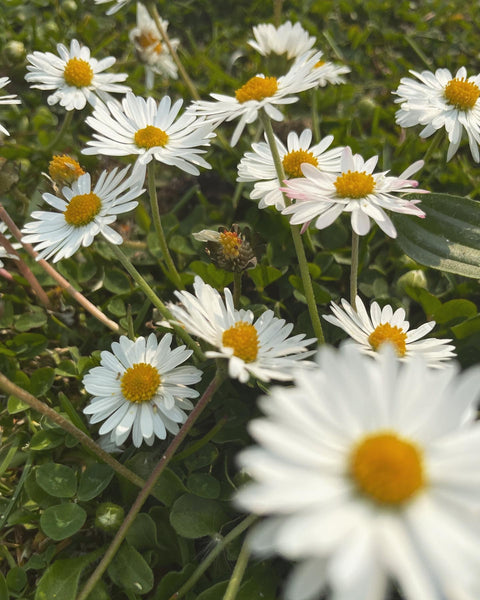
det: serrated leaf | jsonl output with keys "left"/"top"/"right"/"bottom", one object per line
{"left": 107, "top": 541, "right": 154, "bottom": 595}
{"left": 36, "top": 463, "right": 77, "bottom": 498}
{"left": 170, "top": 493, "right": 229, "bottom": 539}
{"left": 77, "top": 464, "right": 114, "bottom": 501}
{"left": 40, "top": 503, "right": 86, "bottom": 541}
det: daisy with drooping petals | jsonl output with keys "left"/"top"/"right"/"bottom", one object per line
{"left": 324, "top": 296, "right": 455, "bottom": 368}
{"left": 0, "top": 76, "right": 21, "bottom": 136}
{"left": 394, "top": 67, "right": 480, "bottom": 162}
{"left": 22, "top": 163, "right": 145, "bottom": 262}
{"left": 248, "top": 21, "right": 316, "bottom": 59}
{"left": 83, "top": 92, "right": 215, "bottom": 175}
{"left": 282, "top": 146, "right": 426, "bottom": 238}
{"left": 311, "top": 56, "right": 350, "bottom": 88}
{"left": 237, "top": 129, "right": 343, "bottom": 210}
{"left": 83, "top": 333, "right": 202, "bottom": 447}
{"left": 167, "top": 276, "right": 316, "bottom": 383}
{"left": 25, "top": 39, "right": 129, "bottom": 111}
{"left": 236, "top": 343, "right": 480, "bottom": 600}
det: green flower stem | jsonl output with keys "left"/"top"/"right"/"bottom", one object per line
{"left": 169, "top": 514, "right": 258, "bottom": 600}
{"left": 108, "top": 242, "right": 205, "bottom": 362}
{"left": 0, "top": 372, "right": 146, "bottom": 490}
{"left": 233, "top": 271, "right": 242, "bottom": 309}
{"left": 422, "top": 129, "right": 444, "bottom": 165}
{"left": 147, "top": 162, "right": 183, "bottom": 290}
{"left": 172, "top": 415, "right": 227, "bottom": 463}
{"left": 75, "top": 372, "right": 224, "bottom": 600}
{"left": 45, "top": 110, "right": 73, "bottom": 153}
{"left": 350, "top": 230, "right": 359, "bottom": 306}
{"left": 259, "top": 110, "right": 325, "bottom": 344}
{"left": 311, "top": 88, "right": 321, "bottom": 143}
{"left": 223, "top": 534, "right": 251, "bottom": 600}
{"left": 273, "top": 0, "right": 283, "bottom": 26}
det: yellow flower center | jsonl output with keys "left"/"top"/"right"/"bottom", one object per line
{"left": 314, "top": 60, "right": 326, "bottom": 68}
{"left": 350, "top": 431, "right": 425, "bottom": 505}
{"left": 63, "top": 192, "right": 102, "bottom": 227}
{"left": 334, "top": 170, "right": 375, "bottom": 199}
{"left": 235, "top": 76, "right": 278, "bottom": 103}
{"left": 444, "top": 77, "right": 480, "bottom": 110}
{"left": 219, "top": 231, "right": 242, "bottom": 258}
{"left": 222, "top": 321, "right": 259, "bottom": 363}
{"left": 120, "top": 362, "right": 161, "bottom": 403}
{"left": 137, "top": 31, "right": 162, "bottom": 54}
{"left": 282, "top": 149, "right": 319, "bottom": 178}
{"left": 368, "top": 323, "right": 407, "bottom": 357}
{"left": 63, "top": 57, "right": 94, "bottom": 88}
{"left": 49, "top": 154, "right": 85, "bottom": 185}
{"left": 134, "top": 125, "right": 169, "bottom": 149}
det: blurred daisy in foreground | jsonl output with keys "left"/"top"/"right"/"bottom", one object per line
{"left": 248, "top": 21, "right": 316, "bottom": 59}
{"left": 0, "top": 222, "right": 21, "bottom": 268}
{"left": 83, "top": 92, "right": 215, "bottom": 175}
{"left": 324, "top": 296, "right": 455, "bottom": 367}
{"left": 236, "top": 344, "right": 480, "bottom": 600}
{"left": 168, "top": 276, "right": 316, "bottom": 383}
{"left": 394, "top": 67, "right": 480, "bottom": 162}
{"left": 237, "top": 129, "right": 343, "bottom": 210}
{"left": 282, "top": 146, "right": 426, "bottom": 238}
{"left": 94, "top": 0, "right": 130, "bottom": 14}
{"left": 25, "top": 39, "right": 129, "bottom": 111}
{"left": 130, "top": 3, "right": 179, "bottom": 90}
{"left": 22, "top": 163, "right": 145, "bottom": 262}
{"left": 0, "top": 76, "right": 21, "bottom": 136}
{"left": 83, "top": 333, "right": 202, "bottom": 447}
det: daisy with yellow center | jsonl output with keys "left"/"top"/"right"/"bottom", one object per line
{"left": 167, "top": 276, "right": 315, "bottom": 383}
{"left": 394, "top": 66, "right": 480, "bottom": 162}
{"left": 25, "top": 39, "right": 129, "bottom": 111}
{"left": 83, "top": 333, "right": 202, "bottom": 447}
{"left": 282, "top": 146, "right": 426, "bottom": 238}
{"left": 21, "top": 163, "right": 145, "bottom": 263}
{"left": 323, "top": 295, "right": 455, "bottom": 367}
{"left": 238, "top": 129, "right": 343, "bottom": 210}
{"left": 236, "top": 343, "right": 480, "bottom": 600}
{"left": 48, "top": 155, "right": 85, "bottom": 186}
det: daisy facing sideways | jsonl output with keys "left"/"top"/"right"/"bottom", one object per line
{"left": 282, "top": 146, "right": 426, "bottom": 238}
{"left": 0, "top": 76, "right": 21, "bottom": 136}
{"left": 22, "top": 163, "right": 145, "bottom": 262}
{"left": 394, "top": 66, "right": 480, "bottom": 162}
{"left": 324, "top": 296, "right": 455, "bottom": 368}
{"left": 83, "top": 333, "right": 202, "bottom": 447}
{"left": 167, "top": 276, "right": 316, "bottom": 383}
{"left": 248, "top": 21, "right": 316, "bottom": 59}
{"left": 25, "top": 39, "right": 129, "bottom": 111}
{"left": 236, "top": 343, "right": 480, "bottom": 600}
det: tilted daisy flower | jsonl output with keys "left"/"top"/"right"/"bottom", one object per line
{"left": 22, "top": 163, "right": 145, "bottom": 262}
{"left": 83, "top": 92, "right": 215, "bottom": 175}
{"left": 236, "top": 344, "right": 480, "bottom": 600}
{"left": 0, "top": 222, "right": 21, "bottom": 268}
{"left": 0, "top": 76, "right": 21, "bottom": 136}
{"left": 168, "top": 276, "right": 316, "bottom": 383}
{"left": 311, "top": 55, "right": 350, "bottom": 88}
{"left": 25, "top": 39, "right": 129, "bottom": 111}
{"left": 324, "top": 296, "right": 455, "bottom": 368}
{"left": 237, "top": 129, "right": 343, "bottom": 210}
{"left": 189, "top": 50, "right": 328, "bottom": 146}
{"left": 248, "top": 21, "right": 316, "bottom": 59}
{"left": 282, "top": 146, "right": 426, "bottom": 238}
{"left": 83, "top": 333, "right": 202, "bottom": 447}
{"left": 394, "top": 67, "right": 480, "bottom": 162}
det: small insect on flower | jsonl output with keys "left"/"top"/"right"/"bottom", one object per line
{"left": 193, "top": 225, "right": 257, "bottom": 272}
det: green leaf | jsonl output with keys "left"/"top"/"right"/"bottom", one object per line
{"left": 0, "top": 572, "right": 7, "bottom": 600}
{"left": 7, "top": 395, "right": 31, "bottom": 415}
{"left": 189, "top": 260, "right": 234, "bottom": 288}
{"left": 25, "top": 469, "right": 58, "bottom": 508}
{"left": 183, "top": 443, "right": 219, "bottom": 471}
{"left": 196, "top": 581, "right": 229, "bottom": 599}
{"left": 126, "top": 513, "right": 158, "bottom": 550}
{"left": 153, "top": 564, "right": 196, "bottom": 600}
{"left": 452, "top": 314, "right": 480, "bottom": 339}
{"left": 104, "top": 268, "right": 132, "bottom": 294}
{"left": 35, "top": 554, "right": 99, "bottom": 600}
{"left": 29, "top": 429, "right": 65, "bottom": 451}
{"left": 394, "top": 193, "right": 480, "bottom": 278}
{"left": 7, "top": 333, "right": 48, "bottom": 359}
{"left": 40, "top": 503, "right": 86, "bottom": 541}
{"left": 187, "top": 473, "right": 221, "bottom": 499}
{"left": 170, "top": 493, "right": 229, "bottom": 539}
{"left": 6, "top": 566, "right": 27, "bottom": 593}
{"left": 30, "top": 367, "right": 55, "bottom": 397}
{"left": 107, "top": 541, "right": 154, "bottom": 595}
{"left": 125, "top": 453, "right": 186, "bottom": 506}
{"left": 77, "top": 464, "right": 114, "bottom": 501}
{"left": 36, "top": 463, "right": 77, "bottom": 498}
{"left": 431, "top": 299, "right": 477, "bottom": 325}
{"left": 248, "top": 264, "right": 284, "bottom": 291}
{"left": 14, "top": 311, "right": 47, "bottom": 332}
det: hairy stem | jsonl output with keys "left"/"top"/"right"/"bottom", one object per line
{"left": 350, "top": 230, "right": 359, "bottom": 307}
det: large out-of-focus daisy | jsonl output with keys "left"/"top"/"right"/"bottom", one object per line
{"left": 83, "top": 333, "right": 202, "bottom": 447}
{"left": 0, "top": 77, "right": 21, "bottom": 136}
{"left": 25, "top": 39, "right": 129, "bottom": 111}
{"left": 236, "top": 343, "right": 480, "bottom": 600}
{"left": 167, "top": 276, "right": 316, "bottom": 383}
{"left": 22, "top": 163, "right": 145, "bottom": 262}
{"left": 83, "top": 92, "right": 215, "bottom": 175}
{"left": 248, "top": 21, "right": 316, "bottom": 59}
{"left": 282, "top": 146, "right": 426, "bottom": 238}
{"left": 237, "top": 129, "right": 343, "bottom": 210}
{"left": 324, "top": 296, "right": 455, "bottom": 368}
{"left": 129, "top": 3, "right": 179, "bottom": 89}
{"left": 394, "top": 67, "right": 480, "bottom": 162}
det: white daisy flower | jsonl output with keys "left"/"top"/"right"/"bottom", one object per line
{"left": 237, "top": 129, "right": 343, "bottom": 210}
{"left": 248, "top": 21, "right": 316, "bottom": 59}
{"left": 0, "top": 222, "right": 21, "bottom": 268}
{"left": 236, "top": 343, "right": 480, "bottom": 600}
{"left": 129, "top": 3, "right": 179, "bottom": 90}
{"left": 83, "top": 333, "right": 202, "bottom": 447}
{"left": 167, "top": 276, "right": 316, "bottom": 383}
{"left": 21, "top": 163, "right": 145, "bottom": 263}
{"left": 25, "top": 39, "right": 130, "bottom": 111}
{"left": 394, "top": 67, "right": 480, "bottom": 162}
{"left": 83, "top": 92, "right": 215, "bottom": 175}
{"left": 282, "top": 146, "right": 426, "bottom": 238}
{"left": 0, "top": 76, "right": 21, "bottom": 136}
{"left": 311, "top": 56, "right": 350, "bottom": 88}
{"left": 189, "top": 50, "right": 329, "bottom": 146}
{"left": 324, "top": 296, "right": 456, "bottom": 368}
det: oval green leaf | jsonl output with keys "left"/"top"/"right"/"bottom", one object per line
{"left": 107, "top": 541, "right": 154, "bottom": 595}
{"left": 170, "top": 493, "right": 229, "bottom": 539}
{"left": 36, "top": 463, "right": 77, "bottom": 498}
{"left": 77, "top": 464, "right": 114, "bottom": 501}
{"left": 40, "top": 503, "right": 86, "bottom": 541}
